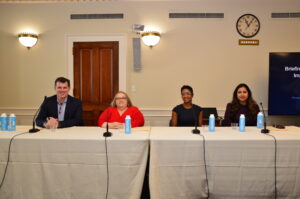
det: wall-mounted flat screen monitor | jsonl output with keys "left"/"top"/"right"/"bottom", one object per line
{"left": 269, "top": 52, "right": 300, "bottom": 115}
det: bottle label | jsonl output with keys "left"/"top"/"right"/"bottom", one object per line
{"left": 239, "top": 117, "right": 245, "bottom": 132}
{"left": 209, "top": 117, "right": 215, "bottom": 132}
{"left": 125, "top": 118, "right": 131, "bottom": 134}
{"left": 8, "top": 117, "right": 16, "bottom": 131}
{"left": 257, "top": 115, "right": 263, "bottom": 129}
{"left": 0, "top": 117, "right": 8, "bottom": 131}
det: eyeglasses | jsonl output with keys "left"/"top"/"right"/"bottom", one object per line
{"left": 115, "top": 97, "right": 127, "bottom": 100}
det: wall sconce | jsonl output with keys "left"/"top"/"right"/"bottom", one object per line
{"left": 18, "top": 33, "right": 38, "bottom": 49}
{"left": 141, "top": 31, "right": 161, "bottom": 48}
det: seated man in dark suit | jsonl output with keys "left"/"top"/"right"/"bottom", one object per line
{"left": 36, "top": 77, "right": 83, "bottom": 128}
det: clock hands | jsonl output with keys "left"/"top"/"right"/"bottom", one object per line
{"left": 244, "top": 17, "right": 255, "bottom": 29}
{"left": 244, "top": 18, "right": 250, "bottom": 27}
{"left": 247, "top": 18, "right": 255, "bottom": 27}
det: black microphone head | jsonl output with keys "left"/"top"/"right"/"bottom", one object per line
{"left": 260, "top": 102, "right": 265, "bottom": 111}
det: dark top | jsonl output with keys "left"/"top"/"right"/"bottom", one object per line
{"left": 36, "top": 95, "right": 84, "bottom": 128}
{"left": 172, "top": 104, "right": 202, "bottom": 126}
{"left": 222, "top": 103, "right": 259, "bottom": 126}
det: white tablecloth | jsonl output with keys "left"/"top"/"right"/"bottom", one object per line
{"left": 0, "top": 126, "right": 150, "bottom": 199}
{"left": 149, "top": 126, "right": 300, "bottom": 199}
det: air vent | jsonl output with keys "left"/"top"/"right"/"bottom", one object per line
{"left": 290, "top": 12, "right": 300, "bottom": 18}
{"left": 205, "top": 13, "right": 224, "bottom": 18}
{"left": 271, "top": 12, "right": 300, "bottom": 18}
{"left": 70, "top": 13, "right": 124, "bottom": 20}
{"left": 169, "top": 13, "right": 224, "bottom": 18}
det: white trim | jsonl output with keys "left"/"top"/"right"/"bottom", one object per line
{"left": 0, "top": 108, "right": 174, "bottom": 117}
{"left": 140, "top": 109, "right": 172, "bottom": 117}
{"left": 0, "top": 108, "right": 36, "bottom": 116}
{"left": 0, "top": 108, "right": 226, "bottom": 117}
{"left": 66, "top": 34, "right": 127, "bottom": 95}
{"left": 139, "top": 108, "right": 226, "bottom": 117}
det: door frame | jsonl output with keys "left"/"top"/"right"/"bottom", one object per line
{"left": 66, "top": 33, "right": 126, "bottom": 95}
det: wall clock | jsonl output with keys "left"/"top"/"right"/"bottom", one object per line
{"left": 236, "top": 14, "right": 260, "bottom": 38}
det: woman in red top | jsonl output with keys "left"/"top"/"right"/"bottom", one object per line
{"left": 97, "top": 91, "right": 144, "bottom": 129}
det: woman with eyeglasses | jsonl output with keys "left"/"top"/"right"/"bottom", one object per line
{"left": 97, "top": 91, "right": 144, "bottom": 129}
{"left": 171, "top": 85, "right": 203, "bottom": 126}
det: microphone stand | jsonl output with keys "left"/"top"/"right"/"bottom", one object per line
{"left": 260, "top": 102, "right": 269, "bottom": 134}
{"left": 192, "top": 123, "right": 200, "bottom": 134}
{"left": 192, "top": 104, "right": 200, "bottom": 134}
{"left": 29, "top": 96, "right": 47, "bottom": 133}
{"left": 103, "top": 110, "right": 112, "bottom": 137}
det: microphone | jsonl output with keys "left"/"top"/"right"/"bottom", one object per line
{"left": 260, "top": 102, "right": 269, "bottom": 134}
{"left": 29, "top": 96, "right": 47, "bottom": 133}
{"left": 192, "top": 122, "right": 200, "bottom": 134}
{"left": 191, "top": 105, "right": 200, "bottom": 134}
{"left": 103, "top": 109, "right": 112, "bottom": 137}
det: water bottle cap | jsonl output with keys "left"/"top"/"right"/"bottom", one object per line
{"left": 209, "top": 114, "right": 215, "bottom": 117}
{"left": 1, "top": 113, "right": 7, "bottom": 117}
{"left": 240, "top": 114, "right": 245, "bottom": 117}
{"left": 125, "top": 115, "right": 131, "bottom": 119}
{"left": 9, "top": 113, "right": 15, "bottom": 117}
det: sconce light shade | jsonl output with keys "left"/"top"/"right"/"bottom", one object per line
{"left": 141, "top": 31, "right": 161, "bottom": 47}
{"left": 18, "top": 33, "right": 38, "bottom": 49}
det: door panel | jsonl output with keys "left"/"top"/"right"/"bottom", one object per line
{"left": 73, "top": 42, "right": 119, "bottom": 126}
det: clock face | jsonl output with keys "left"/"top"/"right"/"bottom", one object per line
{"left": 236, "top": 14, "right": 260, "bottom": 38}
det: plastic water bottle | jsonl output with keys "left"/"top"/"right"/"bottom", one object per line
{"left": 239, "top": 114, "right": 245, "bottom": 132}
{"left": 209, "top": 114, "right": 215, "bottom": 132}
{"left": 125, "top": 115, "right": 131, "bottom": 134}
{"left": 0, "top": 113, "right": 8, "bottom": 131}
{"left": 8, "top": 113, "right": 16, "bottom": 131}
{"left": 257, "top": 112, "right": 263, "bottom": 129}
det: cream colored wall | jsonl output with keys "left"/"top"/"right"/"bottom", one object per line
{"left": 0, "top": 0, "right": 300, "bottom": 125}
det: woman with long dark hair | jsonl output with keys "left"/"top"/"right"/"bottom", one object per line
{"left": 223, "top": 83, "right": 259, "bottom": 126}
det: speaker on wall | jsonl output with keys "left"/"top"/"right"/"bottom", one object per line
{"left": 132, "top": 38, "right": 141, "bottom": 71}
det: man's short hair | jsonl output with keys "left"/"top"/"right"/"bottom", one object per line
{"left": 54, "top": 77, "right": 70, "bottom": 87}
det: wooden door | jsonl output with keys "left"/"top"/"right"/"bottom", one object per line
{"left": 73, "top": 42, "right": 119, "bottom": 126}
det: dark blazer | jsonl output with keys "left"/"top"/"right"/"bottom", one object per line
{"left": 36, "top": 95, "right": 83, "bottom": 128}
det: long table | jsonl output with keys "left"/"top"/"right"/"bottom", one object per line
{"left": 0, "top": 126, "right": 149, "bottom": 199}
{"left": 149, "top": 126, "right": 300, "bottom": 199}
{"left": 1, "top": 126, "right": 300, "bottom": 199}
